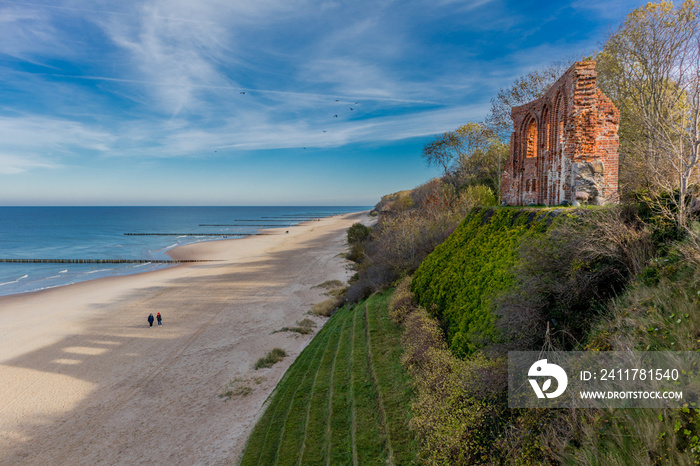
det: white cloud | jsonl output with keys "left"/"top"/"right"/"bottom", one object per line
{"left": 0, "top": 7, "right": 64, "bottom": 63}
{"left": 0, "top": 116, "right": 114, "bottom": 173}
{"left": 0, "top": 0, "right": 627, "bottom": 168}
{"left": 148, "top": 104, "right": 491, "bottom": 152}
{"left": 0, "top": 153, "right": 58, "bottom": 174}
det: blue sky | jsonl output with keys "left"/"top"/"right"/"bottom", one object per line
{"left": 0, "top": 0, "right": 647, "bottom": 206}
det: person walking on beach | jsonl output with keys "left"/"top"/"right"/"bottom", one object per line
{"left": 156, "top": 312, "right": 162, "bottom": 326}
{"left": 148, "top": 313, "right": 154, "bottom": 327}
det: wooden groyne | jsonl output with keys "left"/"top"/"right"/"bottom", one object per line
{"left": 0, "top": 259, "right": 220, "bottom": 264}
{"left": 202, "top": 220, "right": 293, "bottom": 223}
{"left": 261, "top": 217, "right": 321, "bottom": 220}
{"left": 123, "top": 232, "right": 271, "bottom": 236}
{"left": 198, "top": 224, "right": 292, "bottom": 227}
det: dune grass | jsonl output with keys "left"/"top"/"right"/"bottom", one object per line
{"left": 273, "top": 318, "right": 316, "bottom": 335}
{"left": 254, "top": 348, "right": 287, "bottom": 370}
{"left": 240, "top": 291, "right": 418, "bottom": 465}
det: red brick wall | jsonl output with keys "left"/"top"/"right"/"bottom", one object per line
{"left": 501, "top": 61, "right": 620, "bottom": 206}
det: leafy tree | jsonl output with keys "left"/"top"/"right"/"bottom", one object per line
{"left": 422, "top": 122, "right": 507, "bottom": 194}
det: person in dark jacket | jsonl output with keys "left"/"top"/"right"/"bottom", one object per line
{"left": 148, "top": 313, "right": 154, "bottom": 327}
{"left": 156, "top": 312, "right": 162, "bottom": 326}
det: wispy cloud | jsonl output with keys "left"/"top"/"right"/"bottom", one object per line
{"left": 0, "top": 153, "right": 58, "bottom": 174}
{"left": 0, "top": 115, "right": 114, "bottom": 159}
{"left": 0, "top": 0, "right": 643, "bottom": 206}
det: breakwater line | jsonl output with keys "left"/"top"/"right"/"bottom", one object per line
{"left": 123, "top": 232, "right": 273, "bottom": 236}
{"left": 0, "top": 259, "right": 220, "bottom": 264}
{"left": 211, "top": 220, "right": 294, "bottom": 222}
{"left": 198, "top": 224, "right": 292, "bottom": 227}
{"left": 261, "top": 216, "right": 322, "bottom": 219}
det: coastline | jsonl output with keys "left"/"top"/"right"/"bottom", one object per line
{"left": 0, "top": 210, "right": 370, "bottom": 464}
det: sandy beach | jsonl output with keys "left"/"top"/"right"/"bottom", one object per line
{"left": 0, "top": 210, "right": 370, "bottom": 465}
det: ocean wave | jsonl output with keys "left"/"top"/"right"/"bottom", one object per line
{"left": 0, "top": 274, "right": 29, "bottom": 287}
{"left": 130, "top": 262, "right": 152, "bottom": 268}
{"left": 154, "top": 243, "right": 179, "bottom": 253}
{"left": 84, "top": 268, "right": 113, "bottom": 275}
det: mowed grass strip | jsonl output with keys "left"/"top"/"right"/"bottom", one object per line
{"left": 327, "top": 307, "right": 354, "bottom": 465}
{"left": 257, "top": 330, "right": 335, "bottom": 466}
{"left": 295, "top": 308, "right": 348, "bottom": 464}
{"left": 240, "top": 311, "right": 340, "bottom": 465}
{"left": 239, "top": 293, "right": 417, "bottom": 465}
{"left": 276, "top": 312, "right": 346, "bottom": 465}
{"left": 351, "top": 301, "right": 387, "bottom": 464}
{"left": 365, "top": 292, "right": 419, "bottom": 465}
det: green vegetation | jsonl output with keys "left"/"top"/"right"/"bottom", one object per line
{"left": 347, "top": 222, "right": 371, "bottom": 244}
{"left": 346, "top": 179, "right": 498, "bottom": 303}
{"left": 564, "top": 252, "right": 700, "bottom": 464}
{"left": 240, "top": 292, "right": 418, "bottom": 465}
{"left": 412, "top": 207, "right": 553, "bottom": 356}
{"left": 398, "top": 202, "right": 700, "bottom": 463}
{"left": 242, "top": 3, "right": 700, "bottom": 463}
{"left": 254, "top": 348, "right": 287, "bottom": 370}
{"left": 422, "top": 122, "right": 507, "bottom": 194}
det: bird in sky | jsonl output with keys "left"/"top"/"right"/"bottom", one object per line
{"left": 240, "top": 91, "right": 246, "bottom": 94}
{"left": 334, "top": 115, "right": 338, "bottom": 118}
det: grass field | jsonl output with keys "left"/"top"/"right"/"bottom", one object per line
{"left": 240, "top": 291, "right": 418, "bottom": 465}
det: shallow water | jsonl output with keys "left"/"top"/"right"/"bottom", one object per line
{"left": 0, "top": 206, "right": 367, "bottom": 296}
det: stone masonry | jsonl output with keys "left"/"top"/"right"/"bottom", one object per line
{"left": 501, "top": 61, "right": 620, "bottom": 206}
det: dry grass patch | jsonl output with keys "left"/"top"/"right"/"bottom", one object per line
{"left": 311, "top": 299, "right": 339, "bottom": 317}
{"left": 219, "top": 377, "right": 253, "bottom": 401}
{"left": 274, "top": 318, "right": 316, "bottom": 335}
{"left": 310, "top": 280, "right": 347, "bottom": 317}
{"left": 314, "top": 280, "right": 344, "bottom": 290}
{"left": 219, "top": 375, "right": 267, "bottom": 401}
{"left": 388, "top": 276, "right": 415, "bottom": 323}
{"left": 254, "top": 348, "right": 287, "bottom": 370}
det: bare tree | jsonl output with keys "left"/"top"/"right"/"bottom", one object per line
{"left": 597, "top": 1, "right": 700, "bottom": 229}
{"left": 485, "top": 61, "right": 572, "bottom": 141}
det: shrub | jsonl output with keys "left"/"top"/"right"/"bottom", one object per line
{"left": 254, "top": 348, "right": 287, "bottom": 370}
{"left": 348, "top": 180, "right": 497, "bottom": 304}
{"left": 496, "top": 206, "right": 655, "bottom": 351}
{"left": 347, "top": 222, "right": 371, "bottom": 244}
{"left": 345, "top": 242, "right": 366, "bottom": 264}
{"left": 458, "top": 185, "right": 497, "bottom": 212}
{"left": 401, "top": 307, "right": 510, "bottom": 464}
{"left": 411, "top": 208, "right": 552, "bottom": 356}
{"left": 388, "top": 276, "right": 415, "bottom": 323}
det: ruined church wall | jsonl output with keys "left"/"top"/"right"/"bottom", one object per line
{"left": 501, "top": 61, "right": 619, "bottom": 206}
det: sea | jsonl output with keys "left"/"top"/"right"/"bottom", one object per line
{"left": 0, "top": 206, "right": 369, "bottom": 297}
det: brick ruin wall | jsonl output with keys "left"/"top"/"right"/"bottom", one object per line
{"left": 501, "top": 61, "right": 620, "bottom": 206}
